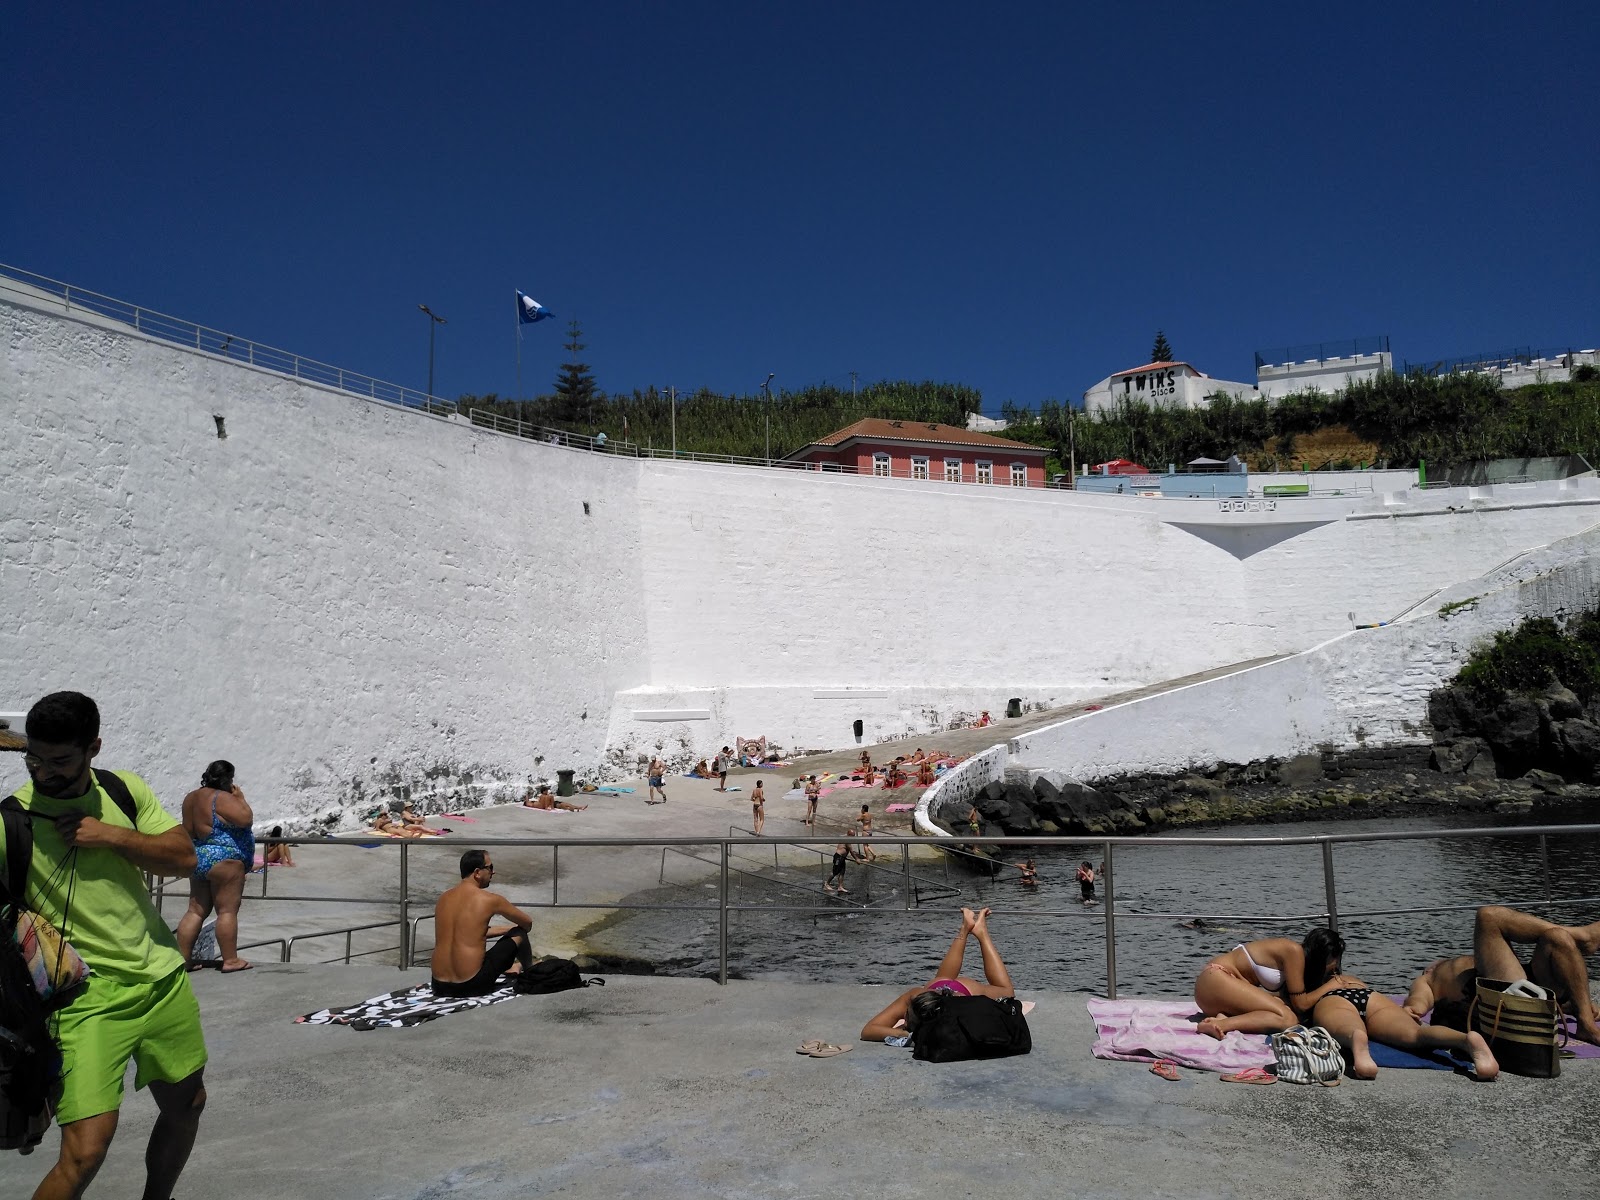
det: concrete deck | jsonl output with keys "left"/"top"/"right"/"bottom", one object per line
{"left": 4, "top": 966, "right": 1593, "bottom": 1199}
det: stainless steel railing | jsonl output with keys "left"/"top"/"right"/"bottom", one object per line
{"left": 154, "top": 823, "right": 1600, "bottom": 996}
{"left": 1, "top": 263, "right": 455, "bottom": 414}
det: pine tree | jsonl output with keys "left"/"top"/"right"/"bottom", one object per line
{"left": 1151, "top": 330, "right": 1174, "bottom": 363}
{"left": 553, "top": 319, "right": 599, "bottom": 423}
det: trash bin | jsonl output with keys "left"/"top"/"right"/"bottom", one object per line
{"left": 853, "top": 719, "right": 864, "bottom": 743}
{"left": 1006, "top": 698, "right": 1022, "bottom": 719}
{"left": 556, "top": 769, "right": 576, "bottom": 797}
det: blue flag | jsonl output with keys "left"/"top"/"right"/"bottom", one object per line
{"left": 517, "top": 291, "right": 552, "bottom": 325}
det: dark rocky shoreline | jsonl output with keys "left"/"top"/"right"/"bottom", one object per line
{"left": 935, "top": 744, "right": 1600, "bottom": 841}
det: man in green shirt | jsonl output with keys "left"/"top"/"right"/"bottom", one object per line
{"left": 7, "top": 692, "right": 207, "bottom": 1200}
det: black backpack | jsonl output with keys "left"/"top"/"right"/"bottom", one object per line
{"left": 911, "top": 995, "right": 1032, "bottom": 1063}
{"left": 2, "top": 769, "right": 139, "bottom": 1153}
{"left": 513, "top": 957, "right": 604, "bottom": 995}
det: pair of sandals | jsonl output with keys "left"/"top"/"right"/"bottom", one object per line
{"left": 1150, "top": 1061, "right": 1282, "bottom": 1086}
{"left": 797, "top": 1039, "right": 852, "bottom": 1058}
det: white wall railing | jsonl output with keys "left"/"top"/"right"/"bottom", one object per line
{"left": 914, "top": 744, "right": 1008, "bottom": 837}
{"left": 0, "top": 262, "right": 455, "bottom": 416}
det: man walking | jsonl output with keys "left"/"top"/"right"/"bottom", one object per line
{"left": 431, "top": 849, "right": 535, "bottom": 996}
{"left": 7, "top": 692, "right": 207, "bottom": 1200}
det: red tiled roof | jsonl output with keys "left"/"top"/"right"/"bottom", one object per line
{"left": 1111, "top": 360, "right": 1205, "bottom": 378}
{"left": 787, "top": 418, "right": 1048, "bottom": 458}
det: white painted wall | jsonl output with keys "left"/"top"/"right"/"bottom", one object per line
{"left": 1256, "top": 351, "right": 1392, "bottom": 399}
{"left": 8, "top": 285, "right": 1600, "bottom": 825}
{"left": 1006, "top": 522, "right": 1600, "bottom": 779}
{"left": 1, "top": 295, "right": 650, "bottom": 825}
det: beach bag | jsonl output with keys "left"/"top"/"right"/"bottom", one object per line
{"left": 1270, "top": 1024, "right": 1344, "bottom": 1085}
{"left": 911, "top": 995, "right": 1031, "bottom": 1063}
{"left": 513, "top": 958, "right": 603, "bottom": 995}
{"left": 1469, "top": 977, "right": 1563, "bottom": 1078}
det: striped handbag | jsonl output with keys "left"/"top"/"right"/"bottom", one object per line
{"left": 1270, "top": 1024, "right": 1344, "bottom": 1086}
{"left": 1470, "top": 978, "right": 1563, "bottom": 1078}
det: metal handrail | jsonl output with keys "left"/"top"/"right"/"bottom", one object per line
{"left": 204, "top": 823, "right": 1600, "bottom": 998}
{"left": 1, "top": 263, "right": 455, "bottom": 413}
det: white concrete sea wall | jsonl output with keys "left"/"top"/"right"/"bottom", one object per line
{"left": 10, "top": 285, "right": 1600, "bottom": 824}
{"left": 1007, "top": 522, "right": 1600, "bottom": 779}
{"left": 1, "top": 296, "right": 649, "bottom": 825}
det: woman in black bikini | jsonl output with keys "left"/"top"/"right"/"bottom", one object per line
{"left": 1293, "top": 935, "right": 1500, "bottom": 1080}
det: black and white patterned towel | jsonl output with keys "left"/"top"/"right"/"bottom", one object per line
{"left": 296, "top": 982, "right": 518, "bottom": 1030}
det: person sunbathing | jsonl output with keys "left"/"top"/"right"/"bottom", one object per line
{"left": 861, "top": 907, "right": 1014, "bottom": 1041}
{"left": 1403, "top": 905, "right": 1600, "bottom": 1045}
{"left": 915, "top": 760, "right": 936, "bottom": 787}
{"left": 521, "top": 786, "right": 587, "bottom": 812}
{"left": 1296, "top": 952, "right": 1498, "bottom": 1080}
{"left": 692, "top": 759, "right": 711, "bottom": 779}
{"left": 1194, "top": 930, "right": 1323, "bottom": 1038}
{"left": 372, "top": 811, "right": 429, "bottom": 839}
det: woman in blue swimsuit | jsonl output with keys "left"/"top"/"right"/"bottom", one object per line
{"left": 175, "top": 760, "right": 256, "bottom": 973}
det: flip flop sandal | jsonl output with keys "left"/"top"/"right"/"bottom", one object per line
{"left": 807, "top": 1043, "right": 853, "bottom": 1058}
{"left": 1220, "top": 1067, "right": 1277, "bottom": 1085}
{"left": 797, "top": 1040, "right": 825, "bottom": 1055}
{"left": 1150, "top": 1060, "right": 1181, "bottom": 1081}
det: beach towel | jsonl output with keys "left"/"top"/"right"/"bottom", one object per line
{"left": 1087, "top": 998, "right": 1274, "bottom": 1073}
{"left": 251, "top": 852, "right": 295, "bottom": 870}
{"left": 296, "top": 982, "right": 519, "bottom": 1030}
{"left": 439, "top": 813, "right": 479, "bottom": 823}
{"left": 596, "top": 786, "right": 635, "bottom": 794}
{"left": 723, "top": 785, "right": 742, "bottom": 792}
{"left": 885, "top": 803, "right": 916, "bottom": 813}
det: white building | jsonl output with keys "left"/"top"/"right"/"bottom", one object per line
{"left": 1082, "top": 360, "right": 1259, "bottom": 414}
{"left": 1256, "top": 349, "right": 1393, "bottom": 399}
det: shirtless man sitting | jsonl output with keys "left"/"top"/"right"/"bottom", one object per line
{"left": 431, "top": 850, "right": 535, "bottom": 997}
{"left": 1403, "top": 905, "right": 1600, "bottom": 1044}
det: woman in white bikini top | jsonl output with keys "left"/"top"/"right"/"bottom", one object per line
{"left": 1193, "top": 935, "right": 1315, "bottom": 1040}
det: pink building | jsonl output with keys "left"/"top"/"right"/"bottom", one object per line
{"left": 783, "top": 418, "right": 1050, "bottom": 487}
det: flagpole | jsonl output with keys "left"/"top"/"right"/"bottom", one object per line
{"left": 515, "top": 289, "right": 523, "bottom": 429}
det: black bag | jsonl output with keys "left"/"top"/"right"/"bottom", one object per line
{"left": 513, "top": 958, "right": 604, "bottom": 995}
{"left": 0, "top": 800, "right": 62, "bottom": 1153}
{"left": 1, "top": 769, "right": 136, "bottom": 1153}
{"left": 911, "top": 995, "right": 1031, "bottom": 1062}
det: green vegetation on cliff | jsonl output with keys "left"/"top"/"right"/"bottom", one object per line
{"left": 458, "top": 381, "right": 983, "bottom": 461}
{"left": 1000, "top": 374, "right": 1600, "bottom": 473}
{"left": 1455, "top": 608, "right": 1600, "bottom": 703}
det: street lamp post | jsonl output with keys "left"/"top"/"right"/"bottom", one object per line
{"left": 761, "top": 373, "right": 775, "bottom": 463}
{"left": 664, "top": 386, "right": 678, "bottom": 457}
{"left": 418, "top": 304, "right": 447, "bottom": 401}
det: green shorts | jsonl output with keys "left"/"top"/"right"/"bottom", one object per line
{"left": 52, "top": 968, "right": 209, "bottom": 1124}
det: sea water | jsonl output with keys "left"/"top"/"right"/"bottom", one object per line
{"left": 585, "top": 811, "right": 1600, "bottom": 995}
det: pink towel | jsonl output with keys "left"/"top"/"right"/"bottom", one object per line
{"left": 1087, "top": 998, "right": 1274, "bottom": 1073}
{"left": 439, "top": 813, "right": 478, "bottom": 823}
{"left": 885, "top": 803, "right": 916, "bottom": 813}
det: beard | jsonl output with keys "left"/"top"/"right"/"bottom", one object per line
{"left": 30, "top": 771, "right": 87, "bottom": 799}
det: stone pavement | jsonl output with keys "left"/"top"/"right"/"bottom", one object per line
{"left": 4, "top": 965, "right": 1593, "bottom": 1200}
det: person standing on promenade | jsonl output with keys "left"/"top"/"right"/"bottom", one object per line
{"left": 175, "top": 759, "right": 255, "bottom": 973}
{"left": 715, "top": 747, "right": 732, "bottom": 793}
{"left": 8, "top": 691, "right": 209, "bottom": 1200}
{"left": 750, "top": 779, "right": 766, "bottom": 835}
{"left": 431, "top": 849, "right": 535, "bottom": 996}
{"left": 804, "top": 776, "right": 820, "bottom": 827}
{"left": 647, "top": 756, "right": 667, "bottom": 805}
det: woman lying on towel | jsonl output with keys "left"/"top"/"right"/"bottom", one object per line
{"left": 1194, "top": 930, "right": 1324, "bottom": 1038}
{"left": 1293, "top": 930, "right": 1499, "bottom": 1080}
{"left": 861, "top": 907, "right": 1014, "bottom": 1041}
{"left": 371, "top": 812, "right": 431, "bottom": 839}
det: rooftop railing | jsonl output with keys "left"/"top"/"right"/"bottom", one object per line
{"left": 1255, "top": 335, "right": 1390, "bottom": 370}
{"left": 159, "top": 824, "right": 1600, "bottom": 997}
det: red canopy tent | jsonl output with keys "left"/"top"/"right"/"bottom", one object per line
{"left": 1091, "top": 458, "right": 1152, "bottom": 475}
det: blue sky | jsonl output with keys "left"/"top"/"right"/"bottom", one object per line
{"left": 7, "top": 2, "right": 1597, "bottom": 412}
